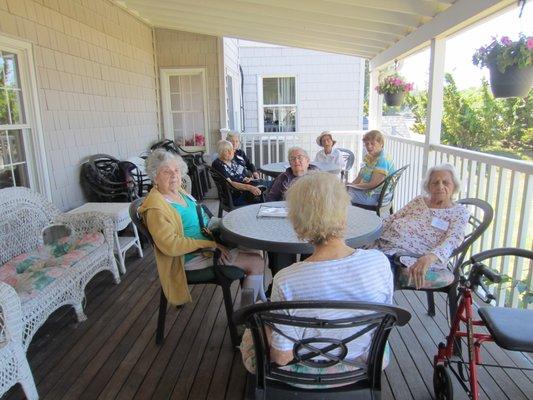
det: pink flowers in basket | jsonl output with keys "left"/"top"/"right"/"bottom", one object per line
{"left": 375, "top": 73, "right": 414, "bottom": 95}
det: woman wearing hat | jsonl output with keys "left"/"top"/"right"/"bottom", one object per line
{"left": 314, "top": 131, "right": 344, "bottom": 168}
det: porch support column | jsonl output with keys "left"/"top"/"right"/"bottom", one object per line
{"left": 423, "top": 38, "right": 446, "bottom": 172}
{"left": 368, "top": 67, "right": 381, "bottom": 130}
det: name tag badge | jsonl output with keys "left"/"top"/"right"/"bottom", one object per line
{"left": 431, "top": 217, "right": 450, "bottom": 231}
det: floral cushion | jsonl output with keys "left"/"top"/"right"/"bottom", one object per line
{"left": 240, "top": 328, "right": 390, "bottom": 389}
{"left": 0, "top": 233, "right": 105, "bottom": 301}
{"left": 397, "top": 266, "right": 454, "bottom": 289}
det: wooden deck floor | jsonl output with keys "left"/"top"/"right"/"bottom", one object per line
{"left": 4, "top": 247, "right": 533, "bottom": 400}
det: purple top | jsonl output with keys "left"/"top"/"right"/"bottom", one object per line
{"left": 266, "top": 165, "right": 319, "bottom": 202}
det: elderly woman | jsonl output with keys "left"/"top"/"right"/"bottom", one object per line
{"left": 266, "top": 147, "right": 318, "bottom": 201}
{"left": 227, "top": 132, "right": 260, "bottom": 179}
{"left": 373, "top": 163, "right": 470, "bottom": 289}
{"left": 241, "top": 172, "right": 393, "bottom": 374}
{"left": 139, "top": 149, "right": 266, "bottom": 305}
{"left": 347, "top": 130, "right": 395, "bottom": 206}
{"left": 212, "top": 139, "right": 265, "bottom": 206}
{"left": 314, "top": 131, "right": 343, "bottom": 167}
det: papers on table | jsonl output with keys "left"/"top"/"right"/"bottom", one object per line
{"left": 257, "top": 205, "right": 288, "bottom": 218}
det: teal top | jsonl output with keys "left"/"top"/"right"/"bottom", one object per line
{"left": 168, "top": 193, "right": 210, "bottom": 262}
{"left": 359, "top": 151, "right": 395, "bottom": 196}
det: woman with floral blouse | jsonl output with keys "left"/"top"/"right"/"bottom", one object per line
{"left": 372, "top": 163, "right": 470, "bottom": 289}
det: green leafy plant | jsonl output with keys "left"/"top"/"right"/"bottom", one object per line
{"left": 472, "top": 33, "right": 533, "bottom": 73}
{"left": 375, "top": 73, "right": 414, "bottom": 95}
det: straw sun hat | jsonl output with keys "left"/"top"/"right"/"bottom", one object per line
{"left": 316, "top": 131, "right": 336, "bottom": 147}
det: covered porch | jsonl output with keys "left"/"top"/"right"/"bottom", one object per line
{"left": 4, "top": 246, "right": 533, "bottom": 400}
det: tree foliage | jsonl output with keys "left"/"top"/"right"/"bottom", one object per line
{"left": 405, "top": 72, "right": 532, "bottom": 157}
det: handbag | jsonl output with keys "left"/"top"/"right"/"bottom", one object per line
{"left": 195, "top": 204, "right": 235, "bottom": 248}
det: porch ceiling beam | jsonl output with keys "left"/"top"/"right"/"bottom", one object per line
{"left": 315, "top": 0, "right": 449, "bottom": 18}
{"left": 154, "top": 19, "right": 376, "bottom": 58}
{"left": 235, "top": 0, "right": 426, "bottom": 27}
{"left": 126, "top": 0, "right": 411, "bottom": 36}
{"left": 152, "top": 19, "right": 376, "bottom": 58}
{"left": 153, "top": 15, "right": 386, "bottom": 54}
{"left": 130, "top": 2, "right": 391, "bottom": 49}
{"left": 370, "top": 0, "right": 516, "bottom": 69}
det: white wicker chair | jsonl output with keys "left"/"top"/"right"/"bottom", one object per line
{"left": 0, "top": 187, "right": 121, "bottom": 349}
{"left": 0, "top": 282, "right": 38, "bottom": 399}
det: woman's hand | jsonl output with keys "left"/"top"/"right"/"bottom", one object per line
{"left": 243, "top": 177, "right": 252, "bottom": 183}
{"left": 215, "top": 243, "right": 231, "bottom": 264}
{"left": 248, "top": 185, "right": 262, "bottom": 196}
{"left": 409, "top": 254, "right": 438, "bottom": 289}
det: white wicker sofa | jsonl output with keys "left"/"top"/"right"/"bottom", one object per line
{"left": 0, "top": 187, "right": 120, "bottom": 351}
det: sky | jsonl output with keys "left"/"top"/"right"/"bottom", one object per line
{"left": 401, "top": 3, "right": 532, "bottom": 90}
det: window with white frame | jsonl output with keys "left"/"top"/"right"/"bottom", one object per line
{"left": 0, "top": 38, "right": 48, "bottom": 195}
{"left": 262, "top": 77, "right": 296, "bottom": 132}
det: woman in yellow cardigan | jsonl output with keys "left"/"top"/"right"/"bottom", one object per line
{"left": 139, "top": 149, "right": 265, "bottom": 306}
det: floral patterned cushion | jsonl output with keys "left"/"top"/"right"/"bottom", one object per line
{"left": 397, "top": 266, "right": 454, "bottom": 289}
{"left": 0, "top": 233, "right": 105, "bottom": 301}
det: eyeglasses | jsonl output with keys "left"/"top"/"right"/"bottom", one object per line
{"left": 289, "top": 155, "right": 307, "bottom": 162}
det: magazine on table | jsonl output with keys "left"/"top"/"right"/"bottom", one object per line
{"left": 256, "top": 205, "right": 288, "bottom": 218}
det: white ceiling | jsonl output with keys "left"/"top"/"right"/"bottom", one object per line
{"left": 114, "top": 0, "right": 515, "bottom": 66}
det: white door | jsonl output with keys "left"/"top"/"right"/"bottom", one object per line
{"left": 160, "top": 68, "right": 209, "bottom": 150}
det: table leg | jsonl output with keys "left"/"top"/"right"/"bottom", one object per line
{"left": 267, "top": 252, "right": 297, "bottom": 276}
{"left": 114, "top": 231, "right": 126, "bottom": 274}
{"left": 131, "top": 222, "right": 144, "bottom": 258}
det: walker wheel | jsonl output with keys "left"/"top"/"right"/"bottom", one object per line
{"left": 434, "top": 364, "right": 453, "bottom": 400}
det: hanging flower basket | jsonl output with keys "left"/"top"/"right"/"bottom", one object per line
{"left": 383, "top": 91, "right": 406, "bottom": 106}
{"left": 488, "top": 64, "right": 533, "bottom": 98}
{"left": 375, "top": 73, "right": 413, "bottom": 107}
{"left": 473, "top": 34, "right": 533, "bottom": 98}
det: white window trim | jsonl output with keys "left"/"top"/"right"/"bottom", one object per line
{"left": 225, "top": 70, "right": 241, "bottom": 132}
{"left": 257, "top": 75, "right": 298, "bottom": 132}
{"left": 160, "top": 67, "right": 210, "bottom": 150}
{"left": 0, "top": 34, "right": 51, "bottom": 200}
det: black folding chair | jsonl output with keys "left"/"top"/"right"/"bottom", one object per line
{"left": 394, "top": 198, "right": 494, "bottom": 320}
{"left": 129, "top": 198, "right": 244, "bottom": 347}
{"left": 207, "top": 166, "right": 265, "bottom": 217}
{"left": 234, "top": 301, "right": 411, "bottom": 399}
{"left": 352, "top": 164, "right": 409, "bottom": 217}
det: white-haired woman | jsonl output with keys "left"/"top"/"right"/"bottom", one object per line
{"left": 373, "top": 163, "right": 470, "bottom": 289}
{"left": 212, "top": 139, "right": 265, "bottom": 206}
{"left": 139, "top": 149, "right": 265, "bottom": 306}
{"left": 241, "top": 173, "right": 393, "bottom": 374}
{"left": 314, "top": 131, "right": 343, "bottom": 167}
{"left": 226, "top": 132, "right": 260, "bottom": 179}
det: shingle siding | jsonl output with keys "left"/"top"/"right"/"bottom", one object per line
{"left": 239, "top": 45, "right": 364, "bottom": 133}
{"left": 0, "top": 0, "right": 158, "bottom": 210}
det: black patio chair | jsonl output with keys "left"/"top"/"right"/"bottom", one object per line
{"left": 233, "top": 300, "right": 411, "bottom": 399}
{"left": 207, "top": 166, "right": 265, "bottom": 217}
{"left": 337, "top": 147, "right": 355, "bottom": 183}
{"left": 351, "top": 164, "right": 409, "bottom": 217}
{"left": 80, "top": 154, "right": 137, "bottom": 202}
{"left": 129, "top": 198, "right": 245, "bottom": 347}
{"left": 394, "top": 198, "right": 494, "bottom": 320}
{"left": 118, "top": 160, "right": 151, "bottom": 197}
{"left": 176, "top": 145, "right": 211, "bottom": 194}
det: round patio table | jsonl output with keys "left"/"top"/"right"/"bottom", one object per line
{"left": 259, "top": 161, "right": 341, "bottom": 178}
{"left": 220, "top": 201, "right": 382, "bottom": 254}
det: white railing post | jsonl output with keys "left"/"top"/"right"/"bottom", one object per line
{"left": 423, "top": 38, "right": 446, "bottom": 172}
{"left": 368, "top": 68, "right": 381, "bottom": 130}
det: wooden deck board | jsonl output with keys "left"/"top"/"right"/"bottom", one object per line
{"left": 5, "top": 246, "right": 533, "bottom": 400}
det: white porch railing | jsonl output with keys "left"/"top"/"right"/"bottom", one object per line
{"left": 241, "top": 131, "right": 533, "bottom": 309}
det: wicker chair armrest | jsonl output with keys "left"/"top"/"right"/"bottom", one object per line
{"left": 0, "top": 282, "right": 24, "bottom": 342}
{"left": 55, "top": 211, "right": 115, "bottom": 246}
